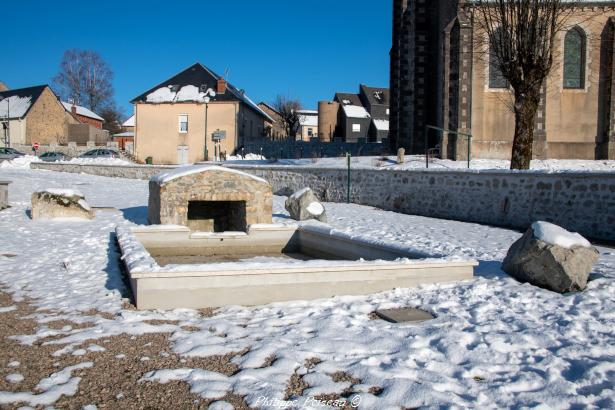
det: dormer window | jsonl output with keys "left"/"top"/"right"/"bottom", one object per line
{"left": 199, "top": 84, "right": 209, "bottom": 93}
{"left": 170, "top": 85, "right": 180, "bottom": 93}
{"left": 342, "top": 99, "right": 351, "bottom": 105}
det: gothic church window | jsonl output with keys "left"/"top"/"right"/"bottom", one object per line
{"left": 489, "top": 28, "right": 509, "bottom": 89}
{"left": 563, "top": 27, "right": 586, "bottom": 89}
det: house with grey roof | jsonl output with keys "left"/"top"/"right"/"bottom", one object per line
{"left": 131, "top": 62, "right": 273, "bottom": 164}
{"left": 330, "top": 85, "right": 390, "bottom": 143}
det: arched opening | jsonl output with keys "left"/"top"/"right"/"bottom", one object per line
{"left": 564, "top": 26, "right": 587, "bottom": 89}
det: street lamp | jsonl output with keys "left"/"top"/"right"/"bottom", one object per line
{"left": 203, "top": 88, "right": 216, "bottom": 161}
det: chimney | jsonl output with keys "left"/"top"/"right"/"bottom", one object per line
{"left": 71, "top": 104, "right": 77, "bottom": 115}
{"left": 217, "top": 78, "right": 227, "bottom": 94}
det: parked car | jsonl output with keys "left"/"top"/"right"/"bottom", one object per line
{"left": 79, "top": 149, "right": 120, "bottom": 159}
{"left": 0, "top": 147, "right": 25, "bottom": 161}
{"left": 39, "top": 151, "right": 71, "bottom": 162}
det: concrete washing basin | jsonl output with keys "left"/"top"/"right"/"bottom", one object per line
{"left": 117, "top": 224, "right": 477, "bottom": 310}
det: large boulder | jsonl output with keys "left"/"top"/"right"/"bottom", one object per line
{"left": 31, "top": 189, "right": 94, "bottom": 220}
{"left": 285, "top": 187, "right": 327, "bottom": 223}
{"left": 502, "top": 221, "right": 599, "bottom": 293}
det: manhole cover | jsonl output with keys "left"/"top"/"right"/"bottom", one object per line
{"left": 374, "top": 308, "right": 434, "bottom": 324}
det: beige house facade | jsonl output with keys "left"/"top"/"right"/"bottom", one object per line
{"left": 391, "top": 0, "right": 615, "bottom": 160}
{"left": 132, "top": 63, "right": 272, "bottom": 165}
{"left": 0, "top": 85, "right": 80, "bottom": 147}
{"left": 297, "top": 110, "right": 319, "bottom": 141}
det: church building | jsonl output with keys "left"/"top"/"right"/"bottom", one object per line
{"left": 390, "top": 0, "right": 615, "bottom": 160}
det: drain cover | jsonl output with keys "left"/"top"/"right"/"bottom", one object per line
{"left": 375, "top": 308, "right": 434, "bottom": 324}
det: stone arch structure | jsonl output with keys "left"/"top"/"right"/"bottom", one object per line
{"left": 148, "top": 166, "right": 273, "bottom": 232}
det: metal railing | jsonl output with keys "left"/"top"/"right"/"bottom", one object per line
{"left": 424, "top": 125, "right": 473, "bottom": 169}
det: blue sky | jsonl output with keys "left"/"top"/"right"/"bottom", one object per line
{"left": 3, "top": 0, "right": 392, "bottom": 118}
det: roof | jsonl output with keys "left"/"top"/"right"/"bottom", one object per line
{"left": 299, "top": 111, "right": 318, "bottom": 127}
{"left": 360, "top": 85, "right": 390, "bottom": 106}
{"left": 0, "top": 85, "right": 48, "bottom": 119}
{"left": 113, "top": 131, "right": 135, "bottom": 137}
{"left": 373, "top": 119, "right": 389, "bottom": 131}
{"left": 131, "top": 63, "right": 273, "bottom": 122}
{"left": 258, "top": 102, "right": 281, "bottom": 116}
{"left": 122, "top": 114, "right": 135, "bottom": 127}
{"left": 334, "top": 92, "right": 363, "bottom": 107}
{"left": 342, "top": 104, "right": 370, "bottom": 119}
{"left": 61, "top": 101, "right": 104, "bottom": 121}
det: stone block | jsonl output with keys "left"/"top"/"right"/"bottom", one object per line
{"left": 31, "top": 189, "right": 94, "bottom": 220}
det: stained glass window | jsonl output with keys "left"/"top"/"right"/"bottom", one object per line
{"left": 563, "top": 27, "right": 586, "bottom": 89}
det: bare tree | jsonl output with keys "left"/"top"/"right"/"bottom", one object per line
{"left": 475, "top": 0, "right": 575, "bottom": 169}
{"left": 99, "top": 103, "right": 126, "bottom": 135}
{"left": 272, "top": 95, "right": 302, "bottom": 140}
{"left": 53, "top": 49, "right": 115, "bottom": 113}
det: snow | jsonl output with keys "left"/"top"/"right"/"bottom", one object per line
{"left": 373, "top": 119, "right": 389, "bottom": 131}
{"left": 113, "top": 131, "right": 134, "bottom": 138}
{"left": 532, "top": 221, "right": 592, "bottom": 249}
{"left": 0, "top": 167, "right": 614, "bottom": 408}
{"left": 175, "top": 85, "right": 215, "bottom": 103}
{"left": 61, "top": 102, "right": 103, "bottom": 121}
{"left": 145, "top": 87, "right": 176, "bottom": 103}
{"left": 306, "top": 201, "right": 324, "bottom": 216}
{"left": 0, "top": 96, "right": 33, "bottom": 119}
{"left": 299, "top": 114, "right": 318, "bottom": 127}
{"left": 151, "top": 164, "right": 269, "bottom": 185}
{"left": 342, "top": 105, "right": 370, "bottom": 119}
{"left": 5, "top": 374, "right": 24, "bottom": 383}
{"left": 0, "top": 362, "right": 92, "bottom": 406}
{"left": 226, "top": 153, "right": 265, "bottom": 161}
{"left": 146, "top": 85, "right": 215, "bottom": 103}
{"left": 67, "top": 158, "right": 131, "bottom": 166}
{"left": 223, "top": 155, "right": 615, "bottom": 173}
{"left": 122, "top": 115, "right": 135, "bottom": 127}
{"left": 0, "top": 155, "right": 41, "bottom": 169}
{"left": 42, "top": 188, "right": 84, "bottom": 198}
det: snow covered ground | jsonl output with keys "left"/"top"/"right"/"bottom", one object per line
{"left": 0, "top": 155, "right": 132, "bottom": 170}
{"left": 223, "top": 155, "right": 615, "bottom": 173}
{"left": 0, "top": 168, "right": 614, "bottom": 408}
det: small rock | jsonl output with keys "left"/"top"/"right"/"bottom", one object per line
{"left": 502, "top": 222, "right": 599, "bottom": 293}
{"left": 285, "top": 187, "right": 327, "bottom": 222}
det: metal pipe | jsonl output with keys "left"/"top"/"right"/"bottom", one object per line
{"left": 347, "top": 152, "right": 351, "bottom": 203}
{"left": 425, "top": 128, "right": 429, "bottom": 169}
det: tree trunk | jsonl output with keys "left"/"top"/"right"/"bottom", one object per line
{"left": 510, "top": 90, "right": 541, "bottom": 170}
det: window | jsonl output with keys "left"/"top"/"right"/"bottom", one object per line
{"left": 386, "top": 108, "right": 390, "bottom": 115}
{"left": 352, "top": 124, "right": 361, "bottom": 133}
{"left": 307, "top": 128, "right": 313, "bottom": 137}
{"left": 179, "top": 114, "right": 188, "bottom": 133}
{"left": 563, "top": 27, "right": 586, "bottom": 89}
{"left": 489, "top": 28, "right": 509, "bottom": 89}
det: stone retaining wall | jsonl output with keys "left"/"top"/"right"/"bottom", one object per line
{"left": 31, "top": 162, "right": 615, "bottom": 241}
{"left": 32, "top": 162, "right": 172, "bottom": 180}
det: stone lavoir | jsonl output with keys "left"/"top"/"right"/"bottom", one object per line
{"left": 119, "top": 165, "right": 476, "bottom": 309}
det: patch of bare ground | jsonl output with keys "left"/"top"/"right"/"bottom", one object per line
{"left": 0, "top": 290, "right": 251, "bottom": 409}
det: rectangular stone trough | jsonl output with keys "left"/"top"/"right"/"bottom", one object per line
{"left": 116, "top": 224, "right": 477, "bottom": 310}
